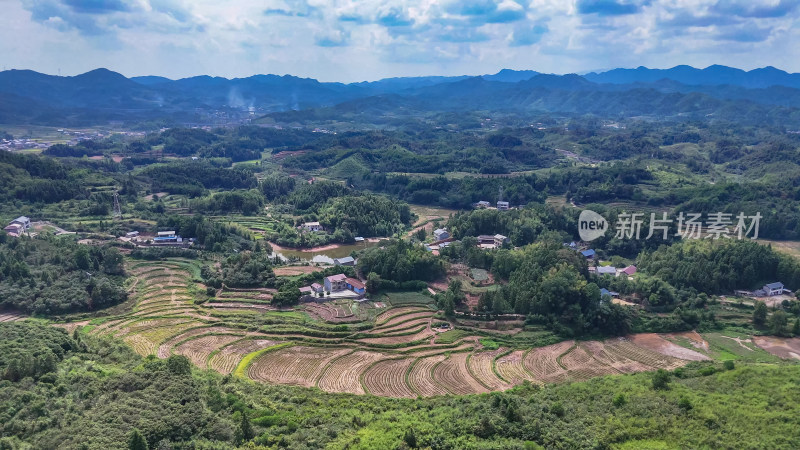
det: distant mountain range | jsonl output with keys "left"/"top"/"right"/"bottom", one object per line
{"left": 2, "top": 65, "right": 800, "bottom": 127}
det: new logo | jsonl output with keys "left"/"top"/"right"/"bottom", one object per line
{"left": 578, "top": 210, "right": 608, "bottom": 242}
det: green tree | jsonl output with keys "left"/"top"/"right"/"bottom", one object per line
{"left": 102, "top": 247, "right": 125, "bottom": 275}
{"left": 652, "top": 369, "right": 670, "bottom": 390}
{"left": 770, "top": 310, "right": 789, "bottom": 336}
{"left": 273, "top": 285, "right": 301, "bottom": 307}
{"left": 753, "top": 301, "right": 768, "bottom": 326}
{"left": 447, "top": 279, "right": 466, "bottom": 306}
{"left": 403, "top": 428, "right": 417, "bottom": 448}
{"left": 366, "top": 272, "right": 381, "bottom": 294}
{"left": 239, "top": 411, "right": 254, "bottom": 443}
{"left": 166, "top": 355, "right": 192, "bottom": 376}
{"left": 74, "top": 246, "right": 91, "bottom": 271}
{"left": 793, "top": 318, "right": 800, "bottom": 336}
{"left": 723, "top": 360, "right": 735, "bottom": 371}
{"left": 128, "top": 429, "right": 149, "bottom": 450}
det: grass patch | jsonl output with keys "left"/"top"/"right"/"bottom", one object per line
{"left": 703, "top": 332, "right": 782, "bottom": 363}
{"left": 470, "top": 268, "right": 489, "bottom": 282}
{"left": 479, "top": 338, "right": 501, "bottom": 350}
{"left": 377, "top": 291, "right": 434, "bottom": 306}
{"left": 436, "top": 329, "right": 471, "bottom": 344}
{"left": 233, "top": 342, "right": 294, "bottom": 377}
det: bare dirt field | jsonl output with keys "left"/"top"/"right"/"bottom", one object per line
{"left": 628, "top": 333, "right": 710, "bottom": 361}
{"left": 753, "top": 336, "right": 800, "bottom": 360}
{"left": 273, "top": 266, "right": 323, "bottom": 276}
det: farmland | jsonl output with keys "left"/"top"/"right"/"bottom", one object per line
{"left": 69, "top": 256, "right": 789, "bottom": 398}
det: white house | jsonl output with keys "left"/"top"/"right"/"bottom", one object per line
{"left": 497, "top": 201, "right": 510, "bottom": 210}
{"left": 301, "top": 222, "right": 323, "bottom": 232}
{"left": 493, "top": 234, "right": 509, "bottom": 246}
{"left": 763, "top": 282, "right": 786, "bottom": 296}
{"left": 324, "top": 274, "right": 348, "bottom": 292}
{"left": 476, "top": 201, "right": 490, "bottom": 208}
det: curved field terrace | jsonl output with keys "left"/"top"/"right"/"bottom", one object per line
{"left": 73, "top": 257, "right": 737, "bottom": 398}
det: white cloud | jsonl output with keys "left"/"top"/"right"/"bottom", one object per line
{"left": 0, "top": 0, "right": 797, "bottom": 81}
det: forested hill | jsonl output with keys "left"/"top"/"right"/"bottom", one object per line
{"left": 4, "top": 65, "right": 800, "bottom": 126}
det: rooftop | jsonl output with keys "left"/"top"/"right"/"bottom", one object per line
{"left": 327, "top": 274, "right": 347, "bottom": 282}
{"left": 346, "top": 277, "right": 366, "bottom": 289}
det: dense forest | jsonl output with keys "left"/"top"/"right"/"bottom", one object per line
{"left": 0, "top": 235, "right": 126, "bottom": 315}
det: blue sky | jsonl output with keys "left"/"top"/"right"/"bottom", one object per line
{"left": 1, "top": 0, "right": 799, "bottom": 82}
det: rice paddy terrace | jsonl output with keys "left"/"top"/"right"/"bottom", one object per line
{"left": 84, "top": 258, "right": 761, "bottom": 398}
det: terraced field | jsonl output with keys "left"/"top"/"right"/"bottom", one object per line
{"left": 0, "top": 313, "right": 26, "bottom": 323}
{"left": 209, "top": 215, "right": 278, "bottom": 238}
{"left": 78, "top": 258, "right": 721, "bottom": 398}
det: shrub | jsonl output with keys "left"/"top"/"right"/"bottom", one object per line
{"left": 723, "top": 360, "right": 735, "bottom": 371}
{"left": 612, "top": 393, "right": 627, "bottom": 407}
{"left": 550, "top": 402, "right": 565, "bottom": 417}
{"left": 698, "top": 366, "right": 717, "bottom": 376}
{"left": 652, "top": 369, "right": 671, "bottom": 390}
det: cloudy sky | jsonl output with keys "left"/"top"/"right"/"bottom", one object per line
{"left": 1, "top": 0, "right": 799, "bottom": 82}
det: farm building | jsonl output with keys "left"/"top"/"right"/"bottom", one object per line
{"left": 299, "top": 286, "right": 315, "bottom": 301}
{"left": 599, "top": 288, "right": 620, "bottom": 299}
{"left": 596, "top": 266, "right": 616, "bottom": 275}
{"left": 126, "top": 231, "right": 140, "bottom": 238}
{"left": 4, "top": 216, "right": 31, "bottom": 237}
{"left": 493, "top": 234, "right": 509, "bottom": 246}
{"left": 620, "top": 265, "right": 637, "bottom": 276}
{"left": 345, "top": 278, "right": 366, "bottom": 295}
{"left": 581, "top": 249, "right": 596, "bottom": 259}
{"left": 334, "top": 256, "right": 356, "bottom": 266}
{"left": 476, "top": 201, "right": 490, "bottom": 208}
{"left": 433, "top": 228, "right": 450, "bottom": 241}
{"left": 497, "top": 201, "right": 510, "bottom": 210}
{"left": 763, "top": 282, "right": 786, "bottom": 296}
{"left": 311, "top": 283, "right": 323, "bottom": 293}
{"left": 153, "top": 230, "right": 187, "bottom": 245}
{"left": 324, "top": 274, "right": 348, "bottom": 292}
{"left": 301, "top": 222, "right": 323, "bottom": 232}
{"left": 10, "top": 216, "right": 30, "bottom": 229}
{"left": 153, "top": 236, "right": 182, "bottom": 244}
{"left": 3, "top": 223, "right": 24, "bottom": 237}
{"left": 477, "top": 235, "right": 496, "bottom": 245}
